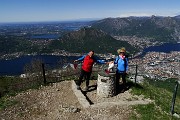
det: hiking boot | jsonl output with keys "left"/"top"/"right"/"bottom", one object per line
{"left": 77, "top": 85, "right": 80, "bottom": 90}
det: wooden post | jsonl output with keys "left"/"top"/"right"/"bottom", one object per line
{"left": 134, "top": 64, "right": 138, "bottom": 85}
{"left": 42, "top": 63, "right": 46, "bottom": 84}
{"left": 170, "top": 81, "right": 179, "bottom": 115}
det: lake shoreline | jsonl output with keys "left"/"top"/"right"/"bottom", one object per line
{"left": 0, "top": 43, "right": 179, "bottom": 76}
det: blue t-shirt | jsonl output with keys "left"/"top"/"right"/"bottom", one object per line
{"left": 114, "top": 56, "right": 128, "bottom": 73}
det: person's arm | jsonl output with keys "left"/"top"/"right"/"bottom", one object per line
{"left": 94, "top": 56, "right": 106, "bottom": 64}
{"left": 125, "top": 57, "right": 128, "bottom": 71}
{"left": 96, "top": 59, "right": 106, "bottom": 64}
{"left": 114, "top": 57, "right": 118, "bottom": 64}
{"left": 74, "top": 55, "right": 86, "bottom": 62}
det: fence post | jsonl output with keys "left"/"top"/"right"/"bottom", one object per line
{"left": 42, "top": 63, "right": 46, "bottom": 84}
{"left": 134, "top": 64, "right": 138, "bottom": 85}
{"left": 170, "top": 81, "right": 179, "bottom": 115}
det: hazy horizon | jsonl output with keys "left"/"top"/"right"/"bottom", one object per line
{"left": 1, "top": 14, "right": 180, "bottom": 24}
{"left": 0, "top": 0, "right": 180, "bottom": 23}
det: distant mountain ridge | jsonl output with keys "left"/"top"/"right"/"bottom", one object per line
{"left": 91, "top": 15, "right": 180, "bottom": 42}
{"left": 174, "top": 15, "right": 180, "bottom": 19}
{"left": 2, "top": 15, "right": 180, "bottom": 56}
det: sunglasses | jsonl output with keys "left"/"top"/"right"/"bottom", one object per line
{"left": 119, "top": 52, "right": 125, "bottom": 53}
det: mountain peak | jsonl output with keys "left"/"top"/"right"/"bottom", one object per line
{"left": 50, "top": 27, "right": 137, "bottom": 54}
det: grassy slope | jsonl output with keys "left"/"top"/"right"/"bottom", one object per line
{"left": 130, "top": 79, "right": 180, "bottom": 120}
{"left": 0, "top": 76, "right": 42, "bottom": 110}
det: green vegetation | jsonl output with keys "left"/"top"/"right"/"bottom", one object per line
{"left": 0, "top": 76, "right": 43, "bottom": 110}
{"left": 49, "top": 27, "right": 138, "bottom": 54}
{"left": 0, "top": 35, "right": 39, "bottom": 54}
{"left": 130, "top": 78, "right": 180, "bottom": 120}
{"left": 0, "top": 77, "right": 22, "bottom": 110}
{"left": 0, "top": 76, "right": 42, "bottom": 98}
{"left": 0, "top": 27, "right": 138, "bottom": 55}
{"left": 0, "top": 97, "right": 18, "bottom": 110}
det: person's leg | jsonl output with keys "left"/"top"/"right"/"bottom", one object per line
{"left": 116, "top": 71, "right": 121, "bottom": 88}
{"left": 85, "top": 71, "right": 92, "bottom": 91}
{"left": 76, "top": 69, "right": 85, "bottom": 89}
{"left": 122, "top": 72, "right": 127, "bottom": 89}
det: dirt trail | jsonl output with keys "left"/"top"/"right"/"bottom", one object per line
{"left": 0, "top": 80, "right": 151, "bottom": 120}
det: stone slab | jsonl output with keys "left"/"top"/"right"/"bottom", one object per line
{"left": 71, "top": 80, "right": 90, "bottom": 108}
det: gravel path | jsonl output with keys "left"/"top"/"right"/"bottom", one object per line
{"left": 0, "top": 81, "right": 132, "bottom": 120}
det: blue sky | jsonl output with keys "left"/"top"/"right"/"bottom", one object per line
{"left": 0, "top": 0, "right": 180, "bottom": 22}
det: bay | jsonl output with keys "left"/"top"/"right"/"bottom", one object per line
{"left": 143, "top": 43, "right": 180, "bottom": 53}
{"left": 139, "top": 43, "right": 180, "bottom": 57}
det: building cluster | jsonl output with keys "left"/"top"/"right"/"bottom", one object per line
{"left": 113, "top": 36, "right": 161, "bottom": 50}
{"left": 129, "top": 51, "right": 180, "bottom": 80}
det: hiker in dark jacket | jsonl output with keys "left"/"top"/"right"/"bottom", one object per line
{"left": 74, "top": 51, "right": 106, "bottom": 91}
{"left": 114, "top": 47, "right": 128, "bottom": 91}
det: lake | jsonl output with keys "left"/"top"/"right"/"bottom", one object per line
{"left": 0, "top": 55, "right": 79, "bottom": 76}
{"left": 30, "top": 34, "right": 60, "bottom": 39}
{"left": 0, "top": 43, "right": 179, "bottom": 76}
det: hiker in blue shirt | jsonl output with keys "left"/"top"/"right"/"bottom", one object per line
{"left": 114, "top": 47, "right": 128, "bottom": 92}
